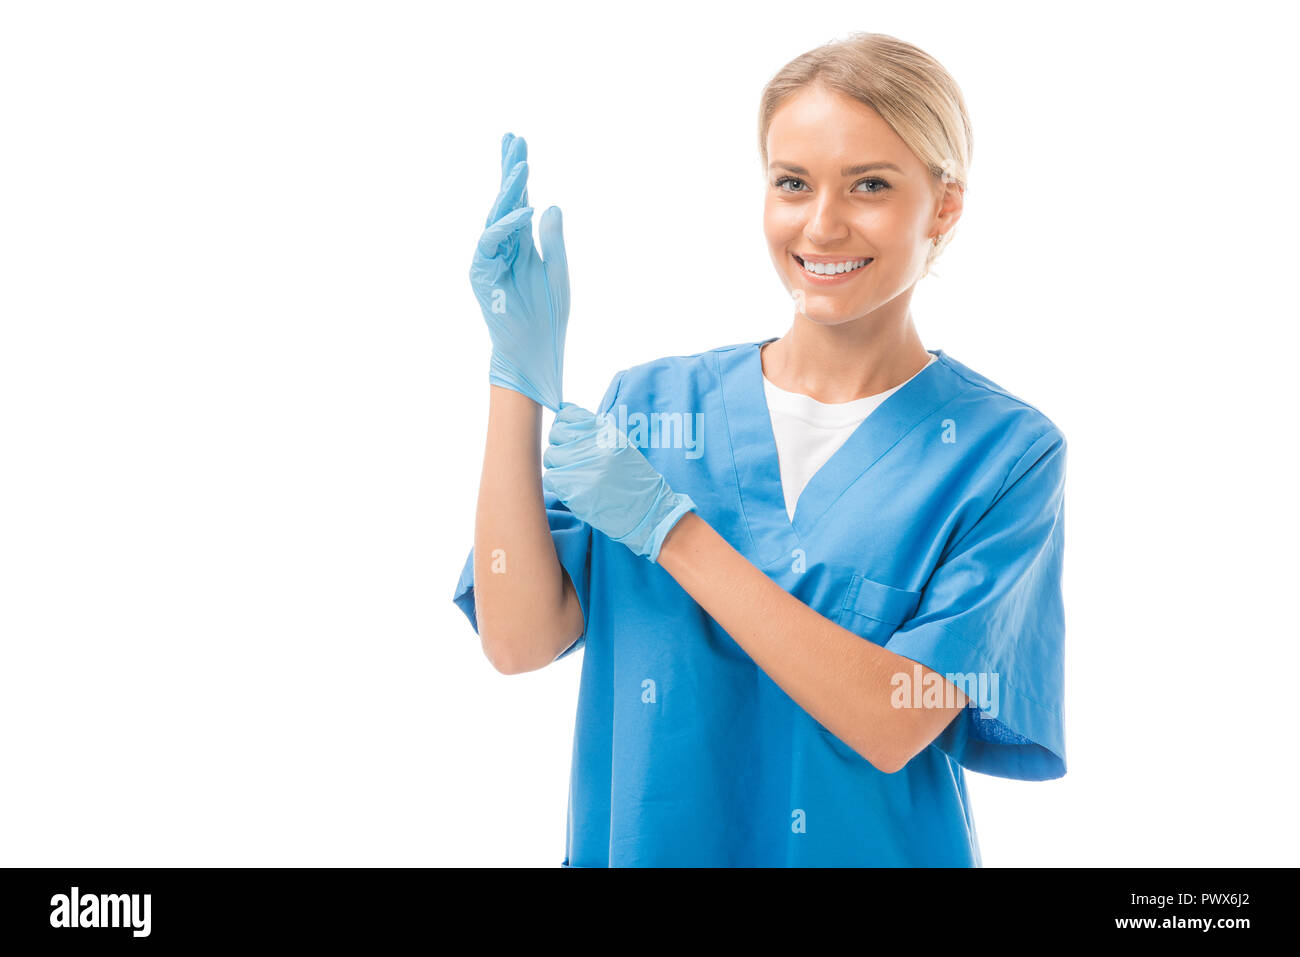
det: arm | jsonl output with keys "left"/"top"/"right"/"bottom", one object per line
{"left": 466, "top": 132, "right": 581, "bottom": 673}
{"left": 656, "top": 513, "right": 966, "bottom": 773}
{"left": 541, "top": 403, "right": 966, "bottom": 772}
{"left": 472, "top": 386, "right": 585, "bottom": 674}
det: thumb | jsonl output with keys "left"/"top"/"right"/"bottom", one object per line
{"left": 538, "top": 206, "right": 569, "bottom": 278}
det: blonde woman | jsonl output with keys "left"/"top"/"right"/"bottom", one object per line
{"left": 456, "top": 32, "right": 1067, "bottom": 867}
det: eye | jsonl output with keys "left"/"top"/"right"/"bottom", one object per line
{"left": 854, "top": 177, "right": 891, "bottom": 194}
{"left": 772, "top": 174, "right": 891, "bottom": 195}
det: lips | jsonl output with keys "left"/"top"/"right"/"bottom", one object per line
{"left": 792, "top": 253, "right": 873, "bottom": 277}
{"left": 794, "top": 254, "right": 872, "bottom": 265}
{"left": 793, "top": 254, "right": 872, "bottom": 265}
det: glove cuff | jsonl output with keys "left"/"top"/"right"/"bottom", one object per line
{"left": 645, "top": 493, "right": 697, "bottom": 564}
{"left": 489, "top": 353, "right": 559, "bottom": 411}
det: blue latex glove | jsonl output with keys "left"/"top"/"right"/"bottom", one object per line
{"left": 542, "top": 402, "right": 697, "bottom": 563}
{"left": 468, "top": 132, "right": 570, "bottom": 411}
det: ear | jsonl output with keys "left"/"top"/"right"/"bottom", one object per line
{"left": 933, "top": 177, "right": 965, "bottom": 236}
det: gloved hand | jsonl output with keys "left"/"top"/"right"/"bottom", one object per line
{"left": 543, "top": 402, "right": 697, "bottom": 563}
{"left": 468, "top": 132, "right": 570, "bottom": 411}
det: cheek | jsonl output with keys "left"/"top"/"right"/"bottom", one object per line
{"left": 763, "top": 199, "right": 801, "bottom": 243}
{"left": 883, "top": 200, "right": 935, "bottom": 247}
{"left": 847, "top": 206, "right": 903, "bottom": 249}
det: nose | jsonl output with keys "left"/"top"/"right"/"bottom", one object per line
{"left": 802, "top": 191, "right": 851, "bottom": 247}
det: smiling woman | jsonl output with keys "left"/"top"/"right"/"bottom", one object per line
{"left": 759, "top": 33, "right": 972, "bottom": 288}
{"left": 456, "top": 32, "right": 1068, "bottom": 868}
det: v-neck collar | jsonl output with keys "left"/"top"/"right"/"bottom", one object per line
{"left": 719, "top": 337, "right": 962, "bottom": 567}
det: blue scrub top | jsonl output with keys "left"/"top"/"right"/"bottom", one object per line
{"left": 454, "top": 339, "right": 1068, "bottom": 867}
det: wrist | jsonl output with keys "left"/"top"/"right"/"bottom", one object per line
{"left": 489, "top": 351, "right": 557, "bottom": 411}
{"left": 646, "top": 494, "right": 697, "bottom": 564}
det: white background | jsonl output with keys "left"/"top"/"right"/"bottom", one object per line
{"left": 2, "top": 0, "right": 1296, "bottom": 867}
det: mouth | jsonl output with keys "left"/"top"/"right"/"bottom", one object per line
{"left": 792, "top": 253, "right": 873, "bottom": 279}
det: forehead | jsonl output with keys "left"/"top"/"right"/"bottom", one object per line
{"left": 766, "top": 83, "right": 912, "bottom": 168}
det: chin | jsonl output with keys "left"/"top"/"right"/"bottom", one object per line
{"left": 794, "top": 298, "right": 869, "bottom": 327}
{"left": 797, "top": 312, "right": 864, "bottom": 329}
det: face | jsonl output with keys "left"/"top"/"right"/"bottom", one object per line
{"left": 763, "top": 82, "right": 961, "bottom": 327}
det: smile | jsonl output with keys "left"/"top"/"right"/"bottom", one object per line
{"left": 792, "top": 254, "right": 873, "bottom": 280}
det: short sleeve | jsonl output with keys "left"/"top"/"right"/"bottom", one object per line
{"left": 885, "top": 428, "right": 1068, "bottom": 781}
{"left": 451, "top": 370, "right": 628, "bottom": 663}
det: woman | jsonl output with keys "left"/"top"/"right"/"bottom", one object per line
{"left": 455, "top": 32, "right": 1067, "bottom": 867}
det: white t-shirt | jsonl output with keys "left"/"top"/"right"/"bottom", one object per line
{"left": 763, "top": 353, "right": 936, "bottom": 521}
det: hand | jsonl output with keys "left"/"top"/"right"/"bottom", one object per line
{"left": 468, "top": 132, "right": 570, "bottom": 411}
{"left": 542, "top": 402, "right": 697, "bottom": 563}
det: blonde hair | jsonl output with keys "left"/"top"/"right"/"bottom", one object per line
{"left": 758, "top": 32, "right": 973, "bottom": 278}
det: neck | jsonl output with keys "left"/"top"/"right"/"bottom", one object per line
{"left": 761, "top": 306, "right": 931, "bottom": 403}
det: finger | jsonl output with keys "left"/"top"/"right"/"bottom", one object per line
{"left": 499, "top": 133, "right": 525, "bottom": 184}
{"left": 539, "top": 205, "right": 571, "bottom": 326}
{"left": 543, "top": 442, "right": 588, "bottom": 472}
{"left": 555, "top": 400, "right": 594, "bottom": 423}
{"left": 485, "top": 159, "right": 528, "bottom": 228}
{"left": 541, "top": 467, "right": 568, "bottom": 502}
{"left": 548, "top": 410, "right": 594, "bottom": 443}
{"left": 548, "top": 403, "right": 601, "bottom": 445}
{"left": 539, "top": 205, "right": 569, "bottom": 279}
{"left": 548, "top": 420, "right": 594, "bottom": 451}
{"left": 538, "top": 206, "right": 566, "bottom": 267}
{"left": 500, "top": 133, "right": 528, "bottom": 207}
{"left": 543, "top": 437, "right": 602, "bottom": 472}
{"left": 475, "top": 205, "right": 533, "bottom": 261}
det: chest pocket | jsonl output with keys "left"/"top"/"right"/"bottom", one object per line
{"left": 835, "top": 573, "right": 923, "bottom": 646}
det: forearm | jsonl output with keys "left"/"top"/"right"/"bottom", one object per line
{"left": 655, "top": 512, "right": 966, "bottom": 773}
{"left": 473, "top": 385, "right": 583, "bottom": 673}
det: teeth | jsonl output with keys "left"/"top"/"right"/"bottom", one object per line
{"left": 800, "top": 257, "right": 869, "bottom": 275}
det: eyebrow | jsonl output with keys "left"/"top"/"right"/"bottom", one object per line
{"left": 770, "top": 161, "right": 904, "bottom": 176}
